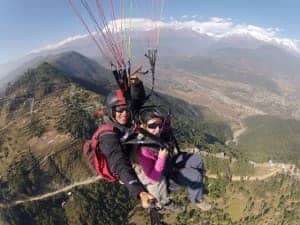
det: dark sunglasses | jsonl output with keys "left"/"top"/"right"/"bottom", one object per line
{"left": 114, "top": 105, "right": 130, "bottom": 113}
{"left": 147, "top": 122, "right": 163, "bottom": 129}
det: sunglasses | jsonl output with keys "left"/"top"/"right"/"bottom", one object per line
{"left": 114, "top": 105, "right": 130, "bottom": 113}
{"left": 147, "top": 122, "right": 163, "bottom": 129}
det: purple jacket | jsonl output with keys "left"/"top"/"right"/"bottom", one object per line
{"left": 138, "top": 147, "right": 167, "bottom": 183}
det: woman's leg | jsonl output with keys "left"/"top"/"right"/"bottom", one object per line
{"left": 172, "top": 152, "right": 204, "bottom": 203}
{"left": 175, "top": 167, "right": 203, "bottom": 203}
{"left": 134, "top": 165, "right": 170, "bottom": 207}
{"left": 146, "top": 178, "right": 170, "bottom": 207}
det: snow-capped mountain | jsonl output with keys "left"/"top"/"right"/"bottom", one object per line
{"left": 104, "top": 17, "right": 300, "bottom": 54}
{"left": 12, "top": 17, "right": 300, "bottom": 58}
{"left": 1, "top": 17, "right": 300, "bottom": 87}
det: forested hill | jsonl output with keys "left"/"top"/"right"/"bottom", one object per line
{"left": 0, "top": 62, "right": 234, "bottom": 225}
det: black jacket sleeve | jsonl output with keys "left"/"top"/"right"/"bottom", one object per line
{"left": 130, "top": 81, "right": 146, "bottom": 112}
{"left": 99, "top": 131, "right": 145, "bottom": 197}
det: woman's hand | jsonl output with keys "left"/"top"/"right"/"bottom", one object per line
{"left": 158, "top": 148, "right": 168, "bottom": 158}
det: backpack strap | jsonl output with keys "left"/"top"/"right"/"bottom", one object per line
{"left": 91, "top": 124, "right": 115, "bottom": 151}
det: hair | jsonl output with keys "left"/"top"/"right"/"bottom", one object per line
{"left": 139, "top": 108, "right": 164, "bottom": 124}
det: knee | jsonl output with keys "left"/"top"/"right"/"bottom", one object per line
{"left": 189, "top": 153, "right": 204, "bottom": 169}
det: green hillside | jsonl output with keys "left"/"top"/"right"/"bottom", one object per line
{"left": 0, "top": 62, "right": 102, "bottom": 201}
{"left": 0, "top": 62, "right": 240, "bottom": 225}
{"left": 1, "top": 61, "right": 298, "bottom": 225}
{"left": 177, "top": 175, "right": 300, "bottom": 225}
{"left": 1, "top": 181, "right": 135, "bottom": 225}
{"left": 2, "top": 154, "right": 299, "bottom": 225}
{"left": 238, "top": 115, "right": 300, "bottom": 166}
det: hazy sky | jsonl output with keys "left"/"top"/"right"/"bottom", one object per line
{"left": 1, "top": 0, "right": 300, "bottom": 63}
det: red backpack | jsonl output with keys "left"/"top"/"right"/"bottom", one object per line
{"left": 83, "top": 124, "right": 119, "bottom": 182}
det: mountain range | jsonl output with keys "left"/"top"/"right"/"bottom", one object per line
{"left": 1, "top": 23, "right": 300, "bottom": 122}
{"left": 2, "top": 20, "right": 300, "bottom": 79}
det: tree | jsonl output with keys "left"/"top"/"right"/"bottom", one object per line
{"left": 57, "top": 99, "right": 96, "bottom": 139}
{"left": 7, "top": 152, "right": 43, "bottom": 197}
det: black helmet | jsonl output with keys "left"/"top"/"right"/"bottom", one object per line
{"left": 105, "top": 89, "right": 127, "bottom": 108}
{"left": 105, "top": 89, "right": 128, "bottom": 117}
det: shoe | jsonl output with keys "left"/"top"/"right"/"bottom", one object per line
{"left": 163, "top": 200, "right": 184, "bottom": 212}
{"left": 194, "top": 200, "right": 212, "bottom": 211}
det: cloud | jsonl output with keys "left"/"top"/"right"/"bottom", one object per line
{"left": 181, "top": 15, "right": 188, "bottom": 19}
{"left": 28, "top": 34, "right": 89, "bottom": 54}
{"left": 295, "top": 40, "right": 300, "bottom": 51}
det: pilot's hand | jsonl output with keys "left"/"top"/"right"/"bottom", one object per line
{"left": 139, "top": 191, "right": 155, "bottom": 208}
{"left": 130, "top": 75, "right": 141, "bottom": 84}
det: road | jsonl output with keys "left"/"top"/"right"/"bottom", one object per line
{"left": 1, "top": 155, "right": 299, "bottom": 209}
{"left": 0, "top": 176, "right": 100, "bottom": 209}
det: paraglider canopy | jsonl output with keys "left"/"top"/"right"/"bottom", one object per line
{"left": 68, "top": 0, "right": 164, "bottom": 71}
{"left": 68, "top": 0, "right": 164, "bottom": 103}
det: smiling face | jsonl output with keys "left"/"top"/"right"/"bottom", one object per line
{"left": 114, "top": 105, "right": 130, "bottom": 125}
{"left": 144, "top": 117, "right": 163, "bottom": 136}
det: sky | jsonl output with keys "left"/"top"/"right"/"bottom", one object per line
{"left": 1, "top": 0, "right": 300, "bottom": 64}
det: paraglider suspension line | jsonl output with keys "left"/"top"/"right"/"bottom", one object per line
{"left": 144, "top": 48, "right": 157, "bottom": 103}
